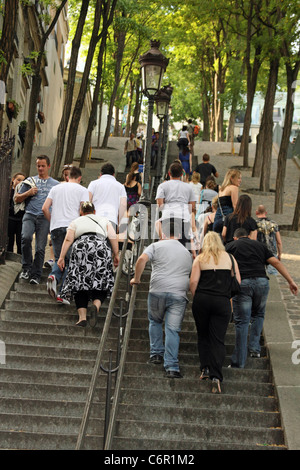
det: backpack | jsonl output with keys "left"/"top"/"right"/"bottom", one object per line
{"left": 256, "top": 218, "right": 277, "bottom": 252}
{"left": 194, "top": 125, "right": 200, "bottom": 136}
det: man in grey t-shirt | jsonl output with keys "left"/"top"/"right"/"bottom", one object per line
{"left": 130, "top": 219, "right": 192, "bottom": 378}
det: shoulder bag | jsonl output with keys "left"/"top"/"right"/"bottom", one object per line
{"left": 228, "top": 253, "right": 241, "bottom": 297}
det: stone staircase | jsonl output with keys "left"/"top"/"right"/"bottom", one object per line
{"left": 0, "top": 270, "right": 127, "bottom": 450}
{"left": 0, "top": 152, "right": 288, "bottom": 450}
{"left": 111, "top": 273, "right": 287, "bottom": 450}
{"left": 0, "top": 267, "right": 287, "bottom": 450}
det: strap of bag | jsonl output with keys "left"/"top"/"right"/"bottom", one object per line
{"left": 217, "top": 196, "right": 225, "bottom": 218}
{"left": 86, "top": 215, "right": 106, "bottom": 238}
{"left": 228, "top": 253, "right": 236, "bottom": 277}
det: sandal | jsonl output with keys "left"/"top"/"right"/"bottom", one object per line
{"left": 211, "top": 378, "right": 221, "bottom": 394}
{"left": 199, "top": 367, "right": 210, "bottom": 380}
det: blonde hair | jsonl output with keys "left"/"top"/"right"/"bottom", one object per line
{"left": 211, "top": 195, "right": 218, "bottom": 210}
{"left": 220, "top": 169, "right": 241, "bottom": 191}
{"left": 198, "top": 231, "right": 225, "bottom": 264}
{"left": 191, "top": 172, "right": 200, "bottom": 183}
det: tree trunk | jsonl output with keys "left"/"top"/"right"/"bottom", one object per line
{"left": 258, "top": 57, "right": 279, "bottom": 192}
{"left": 0, "top": 0, "right": 19, "bottom": 135}
{"left": 51, "top": 0, "right": 90, "bottom": 178}
{"left": 202, "top": 96, "right": 210, "bottom": 141}
{"left": 125, "top": 79, "right": 134, "bottom": 137}
{"left": 239, "top": 0, "right": 262, "bottom": 167}
{"left": 274, "top": 61, "right": 300, "bottom": 213}
{"left": 292, "top": 176, "right": 300, "bottom": 231}
{"left": 64, "top": 0, "right": 103, "bottom": 165}
{"left": 114, "top": 107, "right": 120, "bottom": 136}
{"left": 22, "top": 1, "right": 68, "bottom": 176}
{"left": 131, "top": 76, "right": 142, "bottom": 136}
{"left": 80, "top": 31, "right": 107, "bottom": 168}
{"left": 101, "top": 27, "right": 126, "bottom": 149}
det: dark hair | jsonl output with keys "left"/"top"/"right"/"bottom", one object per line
{"left": 231, "top": 194, "right": 252, "bottom": 225}
{"left": 101, "top": 162, "right": 115, "bottom": 175}
{"left": 169, "top": 161, "right": 183, "bottom": 178}
{"left": 69, "top": 166, "right": 82, "bottom": 179}
{"left": 202, "top": 153, "right": 210, "bottom": 162}
{"left": 36, "top": 155, "right": 50, "bottom": 166}
{"left": 234, "top": 227, "right": 248, "bottom": 238}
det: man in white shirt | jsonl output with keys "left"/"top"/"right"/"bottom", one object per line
{"left": 42, "top": 166, "right": 89, "bottom": 302}
{"left": 88, "top": 162, "right": 127, "bottom": 232}
{"left": 156, "top": 161, "right": 197, "bottom": 251}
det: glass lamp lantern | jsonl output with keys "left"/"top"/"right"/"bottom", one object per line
{"left": 155, "top": 85, "right": 173, "bottom": 118}
{"left": 156, "top": 99, "right": 169, "bottom": 119}
{"left": 139, "top": 40, "right": 169, "bottom": 98}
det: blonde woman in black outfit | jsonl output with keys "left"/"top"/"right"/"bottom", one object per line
{"left": 190, "top": 231, "right": 241, "bottom": 394}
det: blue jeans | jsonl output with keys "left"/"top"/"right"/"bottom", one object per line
{"left": 231, "top": 277, "right": 270, "bottom": 368}
{"left": 21, "top": 213, "right": 50, "bottom": 279}
{"left": 50, "top": 227, "right": 71, "bottom": 291}
{"left": 213, "top": 205, "right": 233, "bottom": 234}
{"left": 147, "top": 292, "right": 188, "bottom": 372}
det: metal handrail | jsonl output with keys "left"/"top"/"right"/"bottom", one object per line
{"left": 75, "top": 208, "right": 148, "bottom": 450}
{"left": 103, "top": 209, "right": 148, "bottom": 450}
{"left": 75, "top": 236, "right": 128, "bottom": 450}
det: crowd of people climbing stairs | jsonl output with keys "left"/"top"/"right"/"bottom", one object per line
{"left": 7, "top": 124, "right": 298, "bottom": 395}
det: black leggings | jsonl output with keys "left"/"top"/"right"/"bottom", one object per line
{"left": 192, "top": 293, "right": 231, "bottom": 381}
{"left": 74, "top": 290, "right": 108, "bottom": 310}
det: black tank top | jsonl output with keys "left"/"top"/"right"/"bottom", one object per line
{"left": 196, "top": 269, "right": 232, "bottom": 298}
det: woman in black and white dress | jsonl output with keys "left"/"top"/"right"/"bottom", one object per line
{"left": 57, "top": 202, "right": 119, "bottom": 326}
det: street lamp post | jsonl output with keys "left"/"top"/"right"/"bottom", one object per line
{"left": 154, "top": 85, "right": 173, "bottom": 194}
{"left": 139, "top": 40, "right": 169, "bottom": 205}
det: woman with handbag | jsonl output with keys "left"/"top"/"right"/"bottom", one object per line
{"left": 190, "top": 231, "right": 241, "bottom": 393}
{"left": 213, "top": 169, "right": 242, "bottom": 234}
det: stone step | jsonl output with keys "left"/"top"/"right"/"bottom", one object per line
{"left": 0, "top": 430, "right": 101, "bottom": 450}
{"left": 112, "top": 436, "right": 285, "bottom": 451}
{"left": 121, "top": 374, "right": 275, "bottom": 396}
{"left": 114, "top": 419, "right": 285, "bottom": 447}
{"left": 119, "top": 386, "right": 278, "bottom": 412}
{"left": 116, "top": 402, "right": 281, "bottom": 428}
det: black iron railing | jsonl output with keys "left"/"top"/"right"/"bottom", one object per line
{"left": 0, "top": 129, "right": 15, "bottom": 264}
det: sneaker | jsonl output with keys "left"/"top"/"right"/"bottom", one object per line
{"left": 165, "top": 370, "right": 183, "bottom": 379}
{"left": 148, "top": 354, "right": 163, "bottom": 365}
{"left": 47, "top": 275, "right": 57, "bottom": 299}
{"left": 20, "top": 270, "right": 30, "bottom": 280}
{"left": 44, "top": 259, "right": 55, "bottom": 268}
{"left": 29, "top": 277, "right": 40, "bottom": 285}
{"left": 249, "top": 351, "right": 261, "bottom": 358}
{"left": 56, "top": 296, "right": 70, "bottom": 305}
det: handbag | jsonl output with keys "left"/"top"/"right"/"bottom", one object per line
{"left": 229, "top": 253, "right": 241, "bottom": 297}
